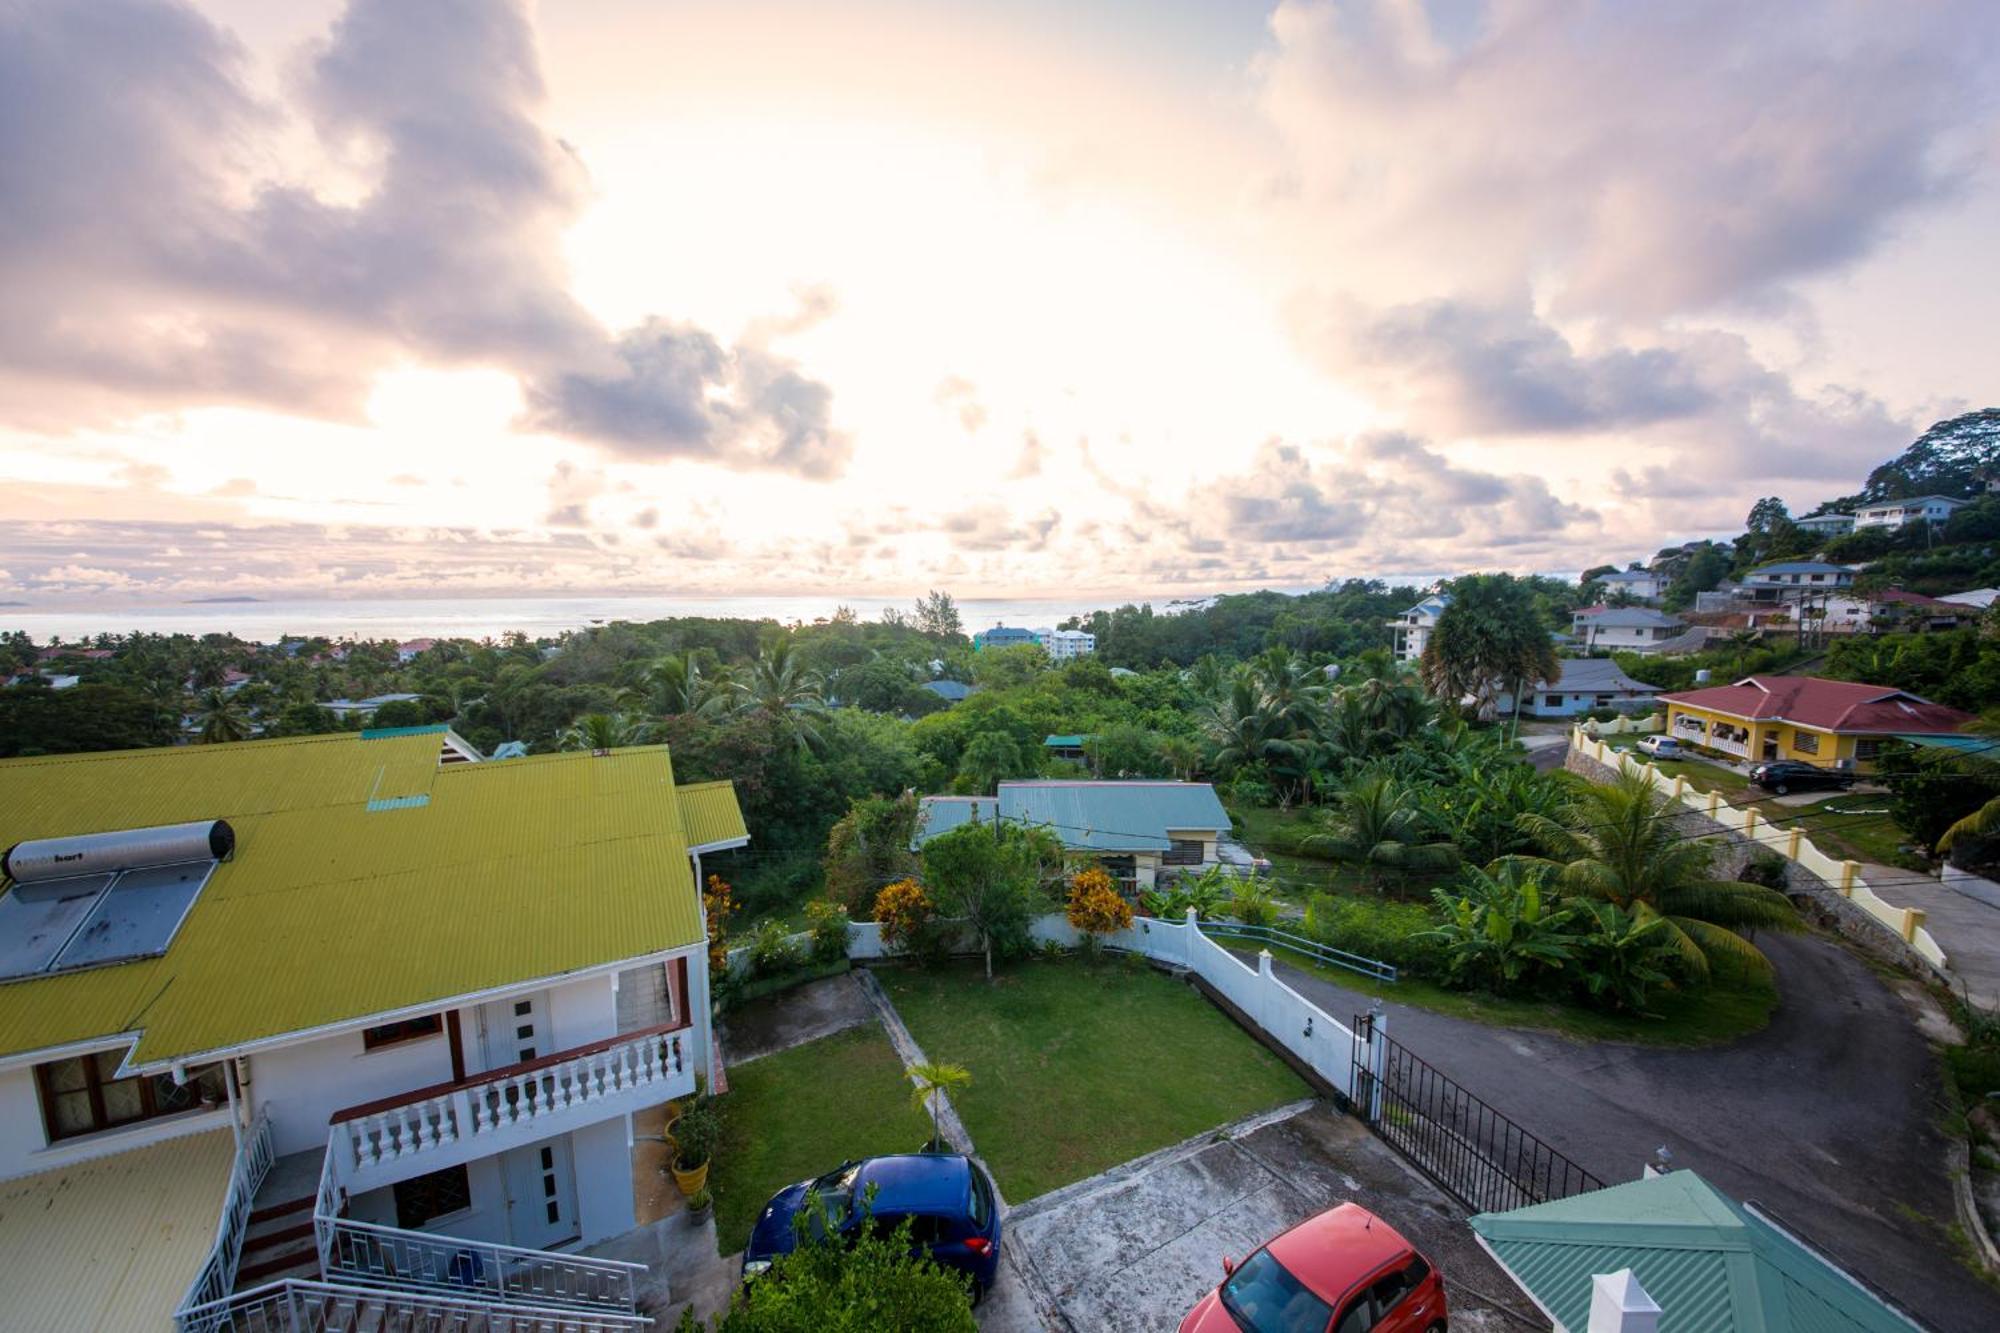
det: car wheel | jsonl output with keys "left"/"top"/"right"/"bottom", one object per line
{"left": 1425, "top": 1322, "right": 1447, "bottom": 1333}
{"left": 1773, "top": 783, "right": 1788, "bottom": 795}
{"left": 970, "top": 1281, "right": 986, "bottom": 1307}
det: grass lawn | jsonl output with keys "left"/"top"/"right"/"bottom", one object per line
{"left": 1228, "top": 804, "right": 1372, "bottom": 903}
{"left": 1261, "top": 939, "right": 1779, "bottom": 1046}
{"left": 879, "top": 959, "right": 1309, "bottom": 1201}
{"left": 709, "top": 1025, "right": 932, "bottom": 1254}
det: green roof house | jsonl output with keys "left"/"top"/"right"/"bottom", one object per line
{"left": 1469, "top": 1170, "right": 1919, "bottom": 1333}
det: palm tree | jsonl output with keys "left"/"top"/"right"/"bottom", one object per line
{"left": 194, "top": 688, "right": 251, "bottom": 744}
{"left": 733, "top": 646, "right": 828, "bottom": 750}
{"left": 1201, "top": 676, "right": 1305, "bottom": 792}
{"left": 1158, "top": 735, "right": 1203, "bottom": 782}
{"left": 1300, "top": 772, "right": 1459, "bottom": 894}
{"left": 909, "top": 1062, "right": 971, "bottom": 1152}
{"left": 1511, "top": 770, "right": 1799, "bottom": 979}
{"left": 557, "top": 712, "right": 654, "bottom": 752}
{"left": 647, "top": 652, "right": 733, "bottom": 719}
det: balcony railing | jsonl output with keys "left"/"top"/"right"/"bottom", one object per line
{"left": 175, "top": 1107, "right": 275, "bottom": 1325}
{"left": 329, "top": 1020, "right": 693, "bottom": 1188}
{"left": 314, "top": 1117, "right": 648, "bottom": 1316}
{"left": 176, "top": 1277, "right": 651, "bottom": 1333}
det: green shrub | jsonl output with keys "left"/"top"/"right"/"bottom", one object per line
{"left": 1302, "top": 893, "right": 1446, "bottom": 977}
{"left": 804, "top": 900, "right": 851, "bottom": 965}
{"left": 1229, "top": 883, "right": 1282, "bottom": 928}
{"left": 1739, "top": 850, "right": 1790, "bottom": 891}
{"left": 750, "top": 918, "right": 805, "bottom": 979}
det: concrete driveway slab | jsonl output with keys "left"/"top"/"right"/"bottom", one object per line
{"left": 981, "top": 1102, "right": 1537, "bottom": 1333}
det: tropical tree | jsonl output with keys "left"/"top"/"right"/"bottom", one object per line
{"left": 557, "top": 711, "right": 653, "bottom": 751}
{"left": 908, "top": 1062, "right": 971, "bottom": 1152}
{"left": 1201, "top": 675, "right": 1307, "bottom": 796}
{"left": 647, "top": 652, "right": 733, "bottom": 719}
{"left": 823, "top": 794, "right": 921, "bottom": 915}
{"left": 912, "top": 590, "right": 964, "bottom": 639}
{"left": 1157, "top": 734, "right": 1204, "bottom": 782}
{"left": 956, "top": 731, "right": 1032, "bottom": 795}
{"left": 733, "top": 646, "right": 828, "bottom": 751}
{"left": 1568, "top": 900, "right": 1680, "bottom": 1013}
{"left": 194, "top": 688, "right": 251, "bottom": 744}
{"left": 1423, "top": 862, "right": 1576, "bottom": 995}
{"left": 1300, "top": 772, "right": 1459, "bottom": 894}
{"left": 1512, "top": 770, "right": 1799, "bottom": 979}
{"left": 920, "top": 821, "right": 1053, "bottom": 978}
{"left": 1420, "top": 574, "right": 1559, "bottom": 732}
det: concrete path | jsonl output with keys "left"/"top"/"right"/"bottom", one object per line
{"left": 1860, "top": 862, "right": 2000, "bottom": 1013}
{"left": 1252, "top": 933, "right": 2000, "bottom": 1332}
{"left": 986, "top": 1102, "right": 1537, "bottom": 1333}
{"left": 717, "top": 971, "right": 874, "bottom": 1066}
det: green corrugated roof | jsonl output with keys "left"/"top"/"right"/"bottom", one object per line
{"left": 678, "top": 780, "right": 749, "bottom": 848}
{"left": 0, "top": 733, "right": 718, "bottom": 1067}
{"left": 1044, "top": 734, "right": 1088, "bottom": 748}
{"left": 914, "top": 782, "right": 1229, "bottom": 852}
{"left": 1469, "top": 1172, "right": 1918, "bottom": 1333}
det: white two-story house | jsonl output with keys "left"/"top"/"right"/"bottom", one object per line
{"left": 1595, "top": 569, "right": 1663, "bottom": 602}
{"left": 0, "top": 727, "right": 744, "bottom": 1330}
{"left": 1571, "top": 607, "right": 1689, "bottom": 654}
{"left": 1387, "top": 595, "right": 1450, "bottom": 663}
{"left": 1852, "top": 494, "right": 1969, "bottom": 530}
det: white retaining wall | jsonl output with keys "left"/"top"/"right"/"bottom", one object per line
{"left": 1571, "top": 728, "right": 1947, "bottom": 968}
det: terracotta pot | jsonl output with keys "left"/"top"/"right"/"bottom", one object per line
{"left": 672, "top": 1160, "right": 710, "bottom": 1196}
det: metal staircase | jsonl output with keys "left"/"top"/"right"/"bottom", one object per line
{"left": 178, "top": 1278, "right": 651, "bottom": 1332}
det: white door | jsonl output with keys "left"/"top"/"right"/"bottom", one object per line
{"left": 480, "top": 990, "right": 551, "bottom": 1071}
{"left": 502, "top": 1135, "right": 579, "bottom": 1249}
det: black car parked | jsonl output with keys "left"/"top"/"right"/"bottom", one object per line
{"left": 1748, "top": 760, "right": 1853, "bottom": 795}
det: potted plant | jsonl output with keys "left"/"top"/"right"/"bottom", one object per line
{"left": 686, "top": 1186, "right": 714, "bottom": 1226}
{"left": 671, "top": 1099, "right": 720, "bottom": 1197}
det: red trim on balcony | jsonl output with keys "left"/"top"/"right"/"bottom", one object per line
{"left": 328, "top": 1017, "right": 694, "bottom": 1125}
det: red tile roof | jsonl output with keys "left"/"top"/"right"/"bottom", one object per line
{"left": 1659, "top": 675, "right": 1974, "bottom": 735}
{"left": 1871, "top": 589, "right": 1963, "bottom": 611}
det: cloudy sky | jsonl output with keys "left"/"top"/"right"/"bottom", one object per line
{"left": 2, "top": 0, "right": 1996, "bottom": 606}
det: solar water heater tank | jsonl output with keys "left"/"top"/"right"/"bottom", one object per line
{"left": 2, "top": 819, "right": 235, "bottom": 883}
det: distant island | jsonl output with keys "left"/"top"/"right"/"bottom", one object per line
{"left": 185, "top": 596, "right": 264, "bottom": 604}
{"left": 0, "top": 601, "right": 26, "bottom": 607}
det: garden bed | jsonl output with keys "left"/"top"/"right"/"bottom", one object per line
{"left": 708, "top": 1024, "right": 933, "bottom": 1254}
{"left": 877, "top": 957, "right": 1309, "bottom": 1201}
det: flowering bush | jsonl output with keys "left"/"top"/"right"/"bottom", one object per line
{"left": 873, "top": 879, "right": 936, "bottom": 955}
{"left": 1066, "top": 866, "right": 1133, "bottom": 938}
{"left": 805, "top": 899, "right": 851, "bottom": 965}
{"left": 704, "top": 874, "right": 736, "bottom": 976}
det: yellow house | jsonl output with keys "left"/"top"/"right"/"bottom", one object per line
{"left": 1658, "top": 675, "right": 1973, "bottom": 772}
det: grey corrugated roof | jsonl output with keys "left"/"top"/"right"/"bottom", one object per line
{"left": 1746, "top": 562, "right": 1852, "bottom": 577}
{"left": 1579, "top": 608, "right": 1684, "bottom": 628}
{"left": 1600, "top": 570, "right": 1655, "bottom": 582}
{"left": 914, "top": 782, "right": 1229, "bottom": 851}
{"left": 1470, "top": 1172, "right": 1918, "bottom": 1333}
{"left": 1549, "top": 659, "right": 1661, "bottom": 693}
{"left": 922, "top": 680, "right": 973, "bottom": 701}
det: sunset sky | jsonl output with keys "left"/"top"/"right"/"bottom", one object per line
{"left": 2, "top": 0, "right": 1996, "bottom": 605}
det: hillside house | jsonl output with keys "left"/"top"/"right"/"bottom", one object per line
{"left": 323, "top": 692, "right": 423, "bottom": 722}
{"left": 1571, "top": 607, "right": 1687, "bottom": 653}
{"left": 1794, "top": 511, "right": 1855, "bottom": 536}
{"left": 914, "top": 780, "right": 1231, "bottom": 891}
{"left": 1595, "top": 569, "right": 1662, "bottom": 602}
{"left": 0, "top": 728, "right": 744, "bottom": 1328}
{"left": 1740, "top": 561, "right": 1857, "bottom": 605}
{"left": 1660, "top": 675, "right": 1973, "bottom": 771}
{"left": 1035, "top": 629, "right": 1096, "bottom": 660}
{"left": 1387, "top": 594, "right": 1450, "bottom": 663}
{"left": 1853, "top": 494, "right": 1970, "bottom": 530}
{"left": 1520, "top": 659, "right": 1662, "bottom": 718}
{"left": 971, "top": 625, "right": 1038, "bottom": 651}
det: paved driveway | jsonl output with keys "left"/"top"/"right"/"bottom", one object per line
{"left": 1260, "top": 933, "right": 2000, "bottom": 1332}
{"left": 978, "top": 1102, "right": 1538, "bottom": 1333}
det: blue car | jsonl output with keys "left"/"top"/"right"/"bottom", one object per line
{"left": 742, "top": 1153, "right": 1001, "bottom": 1298}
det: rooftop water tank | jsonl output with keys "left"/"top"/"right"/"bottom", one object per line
{"left": 2, "top": 820, "right": 234, "bottom": 883}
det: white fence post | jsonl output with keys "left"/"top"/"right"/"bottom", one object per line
{"left": 1183, "top": 907, "right": 1200, "bottom": 968}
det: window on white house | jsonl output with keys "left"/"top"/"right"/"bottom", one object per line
{"left": 35, "top": 1052, "right": 224, "bottom": 1142}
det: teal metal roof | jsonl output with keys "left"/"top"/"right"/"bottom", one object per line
{"left": 1044, "top": 734, "right": 1088, "bottom": 748}
{"left": 1895, "top": 733, "right": 1998, "bottom": 763}
{"left": 915, "top": 781, "right": 1229, "bottom": 852}
{"left": 1469, "top": 1172, "right": 1918, "bottom": 1333}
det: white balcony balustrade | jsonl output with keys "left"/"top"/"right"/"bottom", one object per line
{"left": 329, "top": 1021, "right": 694, "bottom": 1193}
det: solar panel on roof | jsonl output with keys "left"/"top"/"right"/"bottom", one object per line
{"left": 0, "top": 874, "right": 115, "bottom": 979}
{"left": 54, "top": 861, "right": 217, "bottom": 971}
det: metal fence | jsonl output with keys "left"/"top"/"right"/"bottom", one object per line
{"left": 1348, "top": 1010, "right": 1603, "bottom": 1214}
{"left": 1198, "top": 919, "right": 1399, "bottom": 983}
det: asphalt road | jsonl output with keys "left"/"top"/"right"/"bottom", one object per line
{"left": 1259, "top": 933, "right": 2000, "bottom": 1332}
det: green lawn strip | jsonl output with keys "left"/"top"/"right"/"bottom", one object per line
{"left": 1255, "top": 939, "right": 1777, "bottom": 1047}
{"left": 710, "top": 1025, "right": 933, "bottom": 1254}
{"left": 879, "top": 959, "right": 1309, "bottom": 1201}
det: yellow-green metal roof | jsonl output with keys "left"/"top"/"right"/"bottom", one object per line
{"left": 678, "top": 779, "right": 750, "bottom": 848}
{"left": 0, "top": 1126, "right": 233, "bottom": 1331}
{"left": 0, "top": 732, "right": 724, "bottom": 1067}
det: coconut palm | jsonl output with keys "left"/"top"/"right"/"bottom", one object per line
{"left": 557, "top": 712, "right": 654, "bottom": 752}
{"left": 646, "top": 652, "right": 733, "bottom": 719}
{"left": 1510, "top": 770, "right": 1799, "bottom": 979}
{"left": 1300, "top": 772, "right": 1460, "bottom": 894}
{"left": 194, "top": 688, "right": 251, "bottom": 744}
{"left": 1201, "top": 676, "right": 1306, "bottom": 790}
{"left": 1158, "top": 734, "right": 1204, "bottom": 782}
{"left": 733, "top": 645, "right": 828, "bottom": 750}
{"left": 909, "top": 1062, "right": 971, "bottom": 1152}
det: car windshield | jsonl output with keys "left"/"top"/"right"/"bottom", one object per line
{"left": 1218, "top": 1249, "right": 1334, "bottom": 1333}
{"left": 806, "top": 1164, "right": 863, "bottom": 1233}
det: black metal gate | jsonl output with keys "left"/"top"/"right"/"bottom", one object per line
{"left": 1349, "top": 1011, "right": 1604, "bottom": 1215}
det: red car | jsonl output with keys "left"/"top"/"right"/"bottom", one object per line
{"left": 1179, "top": 1203, "right": 1447, "bottom": 1333}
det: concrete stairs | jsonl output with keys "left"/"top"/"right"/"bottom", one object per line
{"left": 235, "top": 1192, "right": 319, "bottom": 1288}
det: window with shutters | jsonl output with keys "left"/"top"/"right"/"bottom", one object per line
{"left": 34, "top": 1052, "right": 224, "bottom": 1142}
{"left": 1163, "top": 839, "right": 1204, "bottom": 866}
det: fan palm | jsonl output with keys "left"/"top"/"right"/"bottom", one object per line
{"left": 194, "top": 688, "right": 251, "bottom": 744}
{"left": 1300, "top": 772, "right": 1459, "bottom": 894}
{"left": 1509, "top": 770, "right": 1799, "bottom": 980}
